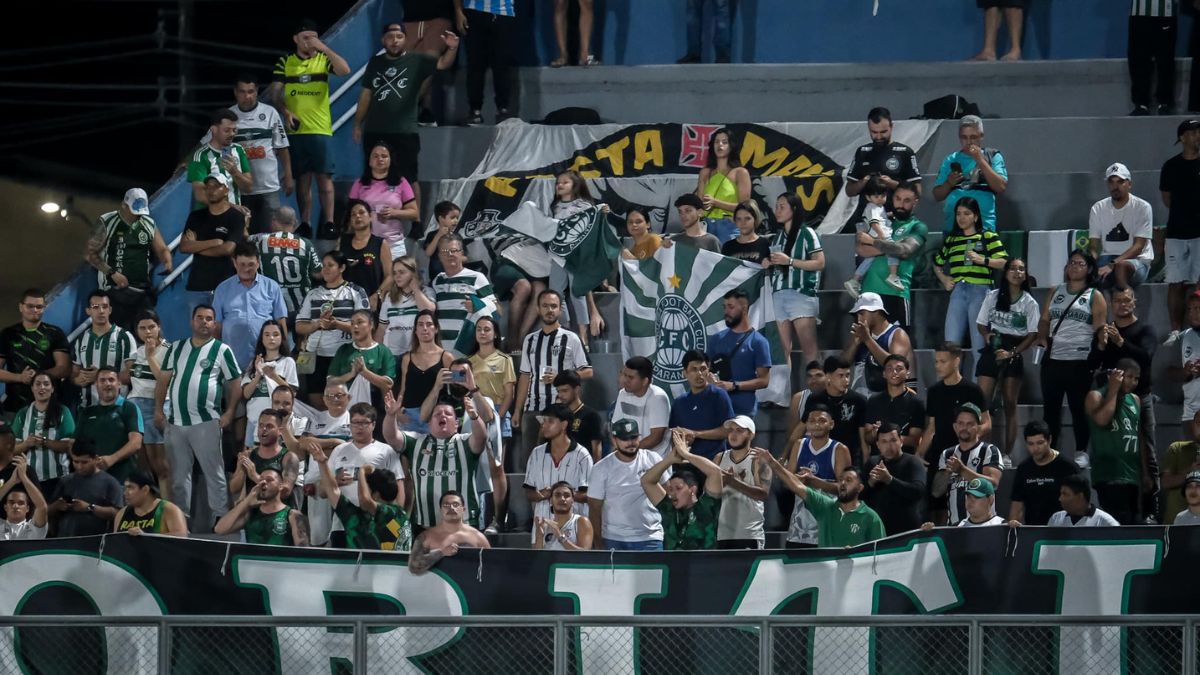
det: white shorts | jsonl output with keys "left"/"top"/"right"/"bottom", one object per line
{"left": 1165, "top": 238, "right": 1200, "bottom": 284}
{"left": 1183, "top": 380, "right": 1200, "bottom": 421}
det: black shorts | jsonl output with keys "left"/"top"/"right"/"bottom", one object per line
{"left": 717, "top": 539, "right": 764, "bottom": 550}
{"left": 491, "top": 258, "right": 548, "bottom": 301}
{"left": 975, "top": 334, "right": 1026, "bottom": 379}
{"left": 362, "top": 132, "right": 421, "bottom": 182}
{"left": 880, "top": 294, "right": 910, "bottom": 328}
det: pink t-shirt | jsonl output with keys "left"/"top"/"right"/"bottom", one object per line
{"left": 349, "top": 178, "right": 416, "bottom": 245}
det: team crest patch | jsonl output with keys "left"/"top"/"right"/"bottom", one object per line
{"left": 137, "top": 231, "right": 149, "bottom": 244}
{"left": 271, "top": 517, "right": 288, "bottom": 535}
{"left": 200, "top": 359, "right": 212, "bottom": 369}
{"left": 885, "top": 156, "right": 900, "bottom": 172}
{"left": 653, "top": 294, "right": 706, "bottom": 384}
{"left": 548, "top": 210, "right": 597, "bottom": 257}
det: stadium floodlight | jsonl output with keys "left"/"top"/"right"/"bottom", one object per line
{"left": 40, "top": 202, "right": 60, "bottom": 214}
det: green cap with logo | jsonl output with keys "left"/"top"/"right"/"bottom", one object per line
{"left": 965, "top": 477, "right": 995, "bottom": 498}
{"left": 958, "top": 402, "right": 983, "bottom": 423}
{"left": 612, "top": 418, "right": 640, "bottom": 439}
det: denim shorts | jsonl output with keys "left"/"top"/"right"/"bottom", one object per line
{"left": 129, "top": 397, "right": 167, "bottom": 444}
{"left": 602, "top": 538, "right": 664, "bottom": 551}
{"left": 772, "top": 288, "right": 820, "bottom": 320}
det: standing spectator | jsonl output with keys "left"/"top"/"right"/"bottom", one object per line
{"left": 1160, "top": 119, "right": 1200, "bottom": 346}
{"left": 971, "top": 0, "right": 1026, "bottom": 62}
{"left": 1173, "top": 471, "right": 1200, "bottom": 525}
{"left": 841, "top": 292, "right": 912, "bottom": 398}
{"left": 1085, "top": 361, "right": 1151, "bottom": 525}
{"left": 202, "top": 75, "right": 294, "bottom": 233}
{"left": 469, "top": 317, "right": 515, "bottom": 529}
{"left": 769, "top": 193, "right": 824, "bottom": 371}
{"left": 843, "top": 107, "right": 923, "bottom": 225}
{"left": 250, "top": 207, "right": 321, "bottom": 320}
{"left": 349, "top": 142, "right": 419, "bottom": 261}
{"left": 377, "top": 257, "right": 436, "bottom": 361}
{"left": 721, "top": 201, "right": 771, "bottom": 264}
{"left": 311, "top": 446, "right": 411, "bottom": 551}
{"left": 587, "top": 419, "right": 667, "bottom": 550}
{"left": 863, "top": 423, "right": 927, "bottom": 535}
{"left": 854, "top": 184, "right": 928, "bottom": 327}
{"left": 353, "top": 22, "right": 458, "bottom": 220}
{"left": 863, "top": 355, "right": 925, "bottom": 462}
{"left": 790, "top": 357, "right": 867, "bottom": 459}
{"left": 48, "top": 441, "right": 123, "bottom": 537}
{"left": 338, "top": 200, "right": 393, "bottom": 304}
{"left": 1008, "top": 420, "right": 1079, "bottom": 526}
{"left": 113, "top": 471, "right": 188, "bottom": 536}
{"left": 916, "top": 343, "right": 992, "bottom": 471}
{"left": 545, "top": 171, "right": 604, "bottom": 350}
{"left": 1037, "top": 250, "right": 1107, "bottom": 458}
{"left": 760, "top": 449, "right": 885, "bottom": 548}
{"left": 932, "top": 117, "right": 1008, "bottom": 233}
{"left": 783, "top": 404, "right": 852, "bottom": 548}
{"left": 430, "top": 233, "right": 498, "bottom": 354}
{"left": 1089, "top": 163, "right": 1154, "bottom": 289}
{"left": 215, "top": 468, "right": 310, "bottom": 545}
{"left": 230, "top": 410, "right": 301, "bottom": 500}
{"left": 74, "top": 368, "right": 143, "bottom": 484}
{"left": 180, "top": 174, "right": 248, "bottom": 310}
{"left": 85, "top": 188, "right": 173, "bottom": 330}
{"left": 1178, "top": 293, "right": 1200, "bottom": 438}
{"left": 610, "top": 357, "right": 671, "bottom": 458}
{"left": 664, "top": 193, "right": 720, "bottom": 252}
{"left": 454, "top": 0, "right": 516, "bottom": 125}
{"left": 976, "top": 260, "right": 1039, "bottom": 455}
{"left": 933, "top": 196, "right": 1009, "bottom": 372}
{"left": 318, "top": 404, "right": 405, "bottom": 547}
{"left": 70, "top": 290, "right": 137, "bottom": 408}
{"left": 1046, "top": 474, "right": 1120, "bottom": 527}
{"left": 523, "top": 404, "right": 593, "bottom": 527}
{"left": 269, "top": 20, "right": 351, "bottom": 246}
{"left": 933, "top": 404, "right": 1002, "bottom": 526}
{"left": 620, "top": 207, "right": 662, "bottom": 261}
{"left": 395, "top": 311, "right": 453, "bottom": 433}
{"left": 1162, "top": 411, "right": 1200, "bottom": 524}
{"left": 212, "top": 242, "right": 289, "bottom": 370}
{"left": 285, "top": 381, "right": 352, "bottom": 546}
{"left": 238, "top": 322, "right": 298, "bottom": 450}
{"left": 12, "top": 373, "right": 73, "bottom": 496}
{"left": 328, "top": 309, "right": 395, "bottom": 415}
{"left": 1128, "top": 0, "right": 1178, "bottom": 116}
{"left": 534, "top": 481, "right": 594, "bottom": 550}
{"left": 123, "top": 311, "right": 170, "bottom": 497}
{"left": 678, "top": 0, "right": 731, "bottom": 64}
{"left": 295, "top": 251, "right": 370, "bottom": 407}
{"left": 669, "top": 350, "right": 734, "bottom": 460}
{"left": 156, "top": 305, "right": 241, "bottom": 529}
{"left": 696, "top": 129, "right": 749, "bottom": 244}
{"left": 707, "top": 289, "right": 770, "bottom": 417}
{"left": 186, "top": 109, "right": 253, "bottom": 209}
{"left": 640, "top": 430, "right": 724, "bottom": 550}
{"left": 714, "top": 416, "right": 770, "bottom": 549}
{"left": 553, "top": 369, "right": 603, "bottom": 462}
{"left": 0, "top": 289, "right": 71, "bottom": 416}
{"left": 552, "top": 0, "right": 598, "bottom": 66}
{"left": 402, "top": 2, "right": 459, "bottom": 124}
{"left": 2, "top": 456, "right": 48, "bottom": 540}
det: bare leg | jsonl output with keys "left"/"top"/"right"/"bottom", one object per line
{"left": 1002, "top": 375, "right": 1022, "bottom": 455}
{"left": 552, "top": 0, "right": 569, "bottom": 65}
{"left": 296, "top": 173, "right": 313, "bottom": 225}
{"left": 972, "top": 7, "right": 1000, "bottom": 60}
{"left": 143, "top": 443, "right": 172, "bottom": 500}
{"left": 507, "top": 279, "right": 532, "bottom": 345}
{"left": 519, "top": 280, "right": 548, "bottom": 339}
{"left": 1001, "top": 7, "right": 1024, "bottom": 61}
{"left": 978, "top": 375, "right": 997, "bottom": 408}
{"left": 317, "top": 174, "right": 336, "bottom": 225}
{"left": 775, "top": 318, "right": 794, "bottom": 374}
{"left": 489, "top": 462, "right": 508, "bottom": 529}
{"left": 578, "top": 0, "right": 595, "bottom": 61}
{"left": 793, "top": 317, "right": 819, "bottom": 370}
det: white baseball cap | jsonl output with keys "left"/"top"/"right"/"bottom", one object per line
{"left": 849, "top": 292, "right": 888, "bottom": 315}
{"left": 122, "top": 188, "right": 150, "bottom": 216}
{"left": 1105, "top": 163, "right": 1131, "bottom": 181}
{"left": 725, "top": 415, "right": 756, "bottom": 435}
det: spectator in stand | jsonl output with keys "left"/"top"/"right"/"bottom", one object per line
{"left": 620, "top": 207, "right": 662, "bottom": 261}
{"left": 1046, "top": 474, "right": 1120, "bottom": 527}
{"left": 678, "top": 0, "right": 731, "bottom": 64}
{"left": 932, "top": 116, "right": 1008, "bottom": 233}
{"left": 641, "top": 430, "right": 723, "bottom": 550}
{"left": 844, "top": 178, "right": 901, "bottom": 298}
{"left": 377, "top": 257, "right": 436, "bottom": 361}
{"left": 790, "top": 357, "right": 867, "bottom": 460}
{"left": 664, "top": 193, "right": 720, "bottom": 252}
{"left": 783, "top": 404, "right": 852, "bottom": 548}
{"left": 553, "top": 369, "right": 603, "bottom": 462}
{"left": 707, "top": 289, "right": 771, "bottom": 417}
{"left": 843, "top": 107, "right": 923, "bottom": 226}
{"left": 1128, "top": 0, "right": 1178, "bottom": 116}
{"left": 1160, "top": 119, "right": 1200, "bottom": 346}
{"left": 295, "top": 251, "right": 370, "bottom": 407}
{"left": 213, "top": 242, "right": 289, "bottom": 370}
{"left": 216, "top": 467, "right": 310, "bottom": 545}
{"left": 854, "top": 183, "right": 928, "bottom": 327}
{"left": 863, "top": 355, "right": 925, "bottom": 462}
{"left": 1173, "top": 471, "right": 1200, "bottom": 525}
{"left": 1037, "top": 250, "right": 1107, "bottom": 459}
{"left": 933, "top": 197, "right": 1009, "bottom": 374}
{"left": 551, "top": 0, "right": 598, "bottom": 66}
{"left": 238, "top": 322, "right": 298, "bottom": 450}
{"left": 971, "top": 0, "right": 1026, "bottom": 62}
{"left": 0, "top": 422, "right": 38, "bottom": 521}
{"left": 669, "top": 350, "right": 734, "bottom": 460}
{"left": 284, "top": 381, "right": 352, "bottom": 546}
{"left": 610, "top": 357, "right": 671, "bottom": 458}
{"left": 1086, "top": 361, "right": 1151, "bottom": 525}
{"left": 187, "top": 109, "right": 253, "bottom": 210}
{"left": 760, "top": 449, "right": 885, "bottom": 548}
{"left": 85, "top": 188, "right": 173, "bottom": 331}
{"left": 349, "top": 142, "right": 420, "bottom": 260}
{"left": 48, "top": 441, "right": 123, "bottom": 537}
{"left": 430, "top": 233, "right": 498, "bottom": 354}
{"left": 1008, "top": 420, "right": 1078, "bottom": 526}
{"left": 842, "top": 292, "right": 912, "bottom": 398}
{"left": 785, "top": 360, "right": 826, "bottom": 444}
{"left": 401, "top": 3, "right": 459, "bottom": 124}
{"left": 230, "top": 410, "right": 301, "bottom": 503}
{"left": 315, "top": 403, "right": 406, "bottom": 547}
{"left": 269, "top": 20, "right": 351, "bottom": 249}
{"left": 588, "top": 419, "right": 667, "bottom": 550}
{"left": 2, "top": 456, "right": 48, "bottom": 540}
{"left": 71, "top": 290, "right": 137, "bottom": 408}
{"left": 407, "top": 492, "right": 491, "bottom": 574}
{"left": 455, "top": 0, "right": 516, "bottom": 125}
{"left": 491, "top": 227, "right": 552, "bottom": 347}
{"left": 328, "top": 309, "right": 396, "bottom": 417}
{"left": 933, "top": 404, "right": 1002, "bottom": 526}
{"left": 1089, "top": 163, "right": 1154, "bottom": 290}
{"left": 250, "top": 207, "right": 322, "bottom": 322}
{"left": 950, "top": 478, "right": 1004, "bottom": 527}
{"left": 469, "top": 317, "right": 516, "bottom": 529}
{"left": 123, "top": 311, "right": 170, "bottom": 497}
{"left": 395, "top": 310, "right": 453, "bottom": 434}
{"left": 181, "top": 173, "right": 249, "bottom": 310}
{"left": 338, "top": 200, "right": 393, "bottom": 304}
{"left": 1178, "top": 293, "right": 1200, "bottom": 438}
{"left": 534, "top": 481, "right": 594, "bottom": 550}
{"left": 863, "top": 423, "right": 926, "bottom": 535}
{"left": 311, "top": 446, "right": 411, "bottom": 551}
{"left": 156, "top": 305, "right": 241, "bottom": 530}
{"left": 695, "top": 128, "right": 749, "bottom": 244}
{"left": 0, "top": 289, "right": 71, "bottom": 417}
{"left": 976, "top": 259, "right": 1038, "bottom": 455}
{"left": 13, "top": 373, "right": 73, "bottom": 497}
{"left": 74, "top": 368, "right": 143, "bottom": 484}
{"left": 423, "top": 202, "right": 467, "bottom": 279}
{"left": 524, "top": 404, "right": 593, "bottom": 528}
{"left": 769, "top": 193, "right": 824, "bottom": 372}
{"left": 714, "top": 416, "right": 769, "bottom": 549}
{"left": 721, "top": 201, "right": 771, "bottom": 264}
{"left": 547, "top": 171, "right": 605, "bottom": 349}
{"left": 917, "top": 343, "right": 992, "bottom": 472}
{"left": 113, "top": 471, "right": 188, "bottom": 536}
{"left": 1162, "top": 411, "right": 1200, "bottom": 524}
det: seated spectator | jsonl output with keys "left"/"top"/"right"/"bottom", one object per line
{"left": 587, "top": 419, "right": 668, "bottom": 551}
{"left": 932, "top": 116, "right": 1008, "bottom": 232}
{"left": 523, "top": 404, "right": 593, "bottom": 528}
{"left": 408, "top": 491, "right": 491, "bottom": 574}
{"left": 783, "top": 404, "right": 852, "bottom": 548}
{"left": 377, "top": 257, "right": 436, "bottom": 361}
{"left": 328, "top": 309, "right": 396, "bottom": 417}
{"left": 769, "top": 193, "right": 824, "bottom": 371}
{"left": 758, "top": 449, "right": 885, "bottom": 548}
{"left": 2, "top": 455, "right": 48, "bottom": 540}
{"left": 933, "top": 197, "right": 1009, "bottom": 374}
{"left": 1173, "top": 471, "right": 1200, "bottom": 525}
{"left": 640, "top": 430, "right": 724, "bottom": 550}
{"left": 49, "top": 441, "right": 124, "bottom": 537}
{"left": 84, "top": 188, "right": 173, "bottom": 331}
{"left": 534, "top": 481, "right": 594, "bottom": 550}
{"left": 842, "top": 292, "right": 912, "bottom": 397}
{"left": 1009, "top": 421, "right": 1079, "bottom": 526}
{"left": 423, "top": 202, "right": 465, "bottom": 279}
{"left": 215, "top": 468, "right": 310, "bottom": 545}
{"left": 662, "top": 193, "right": 720, "bottom": 252}
{"left": 971, "top": 0, "right": 1025, "bottom": 61}
{"left": 715, "top": 416, "right": 770, "bottom": 550}
{"left": 230, "top": 410, "right": 301, "bottom": 502}
{"left": 338, "top": 199, "right": 393, "bottom": 303}
{"left": 74, "top": 367, "right": 143, "bottom": 484}
{"left": 853, "top": 183, "right": 927, "bottom": 327}
{"left": 1085, "top": 360, "right": 1150, "bottom": 525}
{"left": 611, "top": 356, "right": 671, "bottom": 457}
{"left": 620, "top": 207, "right": 661, "bottom": 261}
{"left": 1178, "top": 293, "right": 1200, "bottom": 438}
{"left": 954, "top": 478, "right": 1004, "bottom": 527}
{"left": 933, "top": 404, "right": 1002, "bottom": 526}
{"left": 12, "top": 372, "right": 74, "bottom": 497}
{"left": 845, "top": 178, "right": 901, "bottom": 298}
{"left": 187, "top": 109, "right": 253, "bottom": 209}
{"left": 349, "top": 142, "right": 419, "bottom": 260}
{"left": 721, "top": 201, "right": 771, "bottom": 264}
{"left": 553, "top": 369, "right": 603, "bottom": 461}
{"left": 976, "top": 259, "right": 1038, "bottom": 455}
{"left": 707, "top": 289, "right": 771, "bottom": 417}
{"left": 239, "top": 322, "right": 299, "bottom": 449}
{"left": 678, "top": 0, "right": 731, "bottom": 64}
{"left": 695, "top": 128, "right": 746, "bottom": 244}
{"left": 249, "top": 206, "right": 322, "bottom": 320}
{"left": 113, "top": 471, "right": 187, "bottom": 536}
{"left": 785, "top": 360, "right": 826, "bottom": 443}
{"left": 295, "top": 251, "right": 370, "bottom": 407}
{"left": 1046, "top": 474, "right": 1120, "bottom": 527}
{"left": 669, "top": 350, "right": 734, "bottom": 460}
{"left": 71, "top": 290, "right": 137, "bottom": 408}
{"left": 180, "top": 173, "right": 249, "bottom": 310}
{"left": 863, "top": 423, "right": 927, "bottom": 535}
{"left": 790, "top": 356, "right": 867, "bottom": 459}
{"left": 552, "top": 0, "right": 598, "bottom": 66}
{"left": 311, "top": 446, "right": 412, "bottom": 551}
{"left": 430, "top": 233, "right": 498, "bottom": 354}
{"left": 1162, "top": 411, "right": 1200, "bottom": 524}
{"left": 124, "top": 311, "right": 171, "bottom": 497}
{"left": 863, "top": 354, "right": 925, "bottom": 463}
{"left": 457, "top": 0, "right": 516, "bottom": 125}
{"left": 214, "top": 243, "right": 289, "bottom": 375}
{"left": 0, "top": 288, "right": 71, "bottom": 417}
{"left": 1089, "top": 163, "right": 1154, "bottom": 289}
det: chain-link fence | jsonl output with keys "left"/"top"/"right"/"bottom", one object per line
{"left": 0, "top": 615, "right": 1194, "bottom": 674}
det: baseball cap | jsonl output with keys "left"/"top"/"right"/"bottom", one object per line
{"left": 382, "top": 22, "right": 405, "bottom": 35}
{"left": 1177, "top": 119, "right": 1200, "bottom": 141}
{"left": 849, "top": 292, "right": 888, "bottom": 316}
{"left": 612, "top": 418, "right": 640, "bottom": 439}
{"left": 724, "top": 415, "right": 756, "bottom": 435}
{"left": 957, "top": 402, "right": 983, "bottom": 423}
{"left": 123, "top": 188, "right": 150, "bottom": 216}
{"left": 1184, "top": 471, "right": 1200, "bottom": 487}
{"left": 1104, "top": 163, "right": 1131, "bottom": 181}
{"left": 964, "top": 477, "right": 995, "bottom": 498}
{"left": 295, "top": 18, "right": 321, "bottom": 35}
{"left": 204, "top": 173, "right": 230, "bottom": 187}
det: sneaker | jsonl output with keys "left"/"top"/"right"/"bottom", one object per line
{"left": 1073, "top": 452, "right": 1091, "bottom": 470}
{"left": 884, "top": 274, "right": 905, "bottom": 291}
{"left": 418, "top": 108, "right": 437, "bottom": 127}
{"left": 1156, "top": 104, "right": 1177, "bottom": 116}
{"left": 1129, "top": 105, "right": 1151, "bottom": 116}
{"left": 583, "top": 54, "right": 601, "bottom": 67}
{"left": 484, "top": 521, "right": 499, "bottom": 536}
{"left": 676, "top": 54, "right": 700, "bottom": 64}
{"left": 843, "top": 278, "right": 862, "bottom": 299}
{"left": 465, "top": 110, "right": 484, "bottom": 126}
{"left": 1163, "top": 329, "right": 1182, "bottom": 347}
{"left": 496, "top": 108, "right": 516, "bottom": 122}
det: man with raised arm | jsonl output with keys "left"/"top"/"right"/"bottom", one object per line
{"left": 640, "top": 429, "right": 724, "bottom": 550}
{"left": 408, "top": 491, "right": 490, "bottom": 574}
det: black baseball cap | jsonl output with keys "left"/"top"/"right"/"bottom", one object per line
{"left": 1177, "top": 119, "right": 1200, "bottom": 142}
{"left": 295, "top": 18, "right": 321, "bottom": 35}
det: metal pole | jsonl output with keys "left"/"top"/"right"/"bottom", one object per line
{"left": 969, "top": 619, "right": 982, "bottom": 674}
{"left": 758, "top": 619, "right": 772, "bottom": 675}
{"left": 157, "top": 617, "right": 172, "bottom": 674}
{"left": 1184, "top": 618, "right": 1196, "bottom": 675}
{"left": 553, "top": 618, "right": 566, "bottom": 675}
{"left": 354, "top": 619, "right": 368, "bottom": 675}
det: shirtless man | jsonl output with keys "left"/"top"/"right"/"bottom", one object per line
{"left": 407, "top": 490, "right": 489, "bottom": 574}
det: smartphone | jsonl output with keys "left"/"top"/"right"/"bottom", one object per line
{"left": 950, "top": 162, "right": 963, "bottom": 173}
{"left": 451, "top": 370, "right": 468, "bottom": 384}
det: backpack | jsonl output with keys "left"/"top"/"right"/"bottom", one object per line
{"left": 919, "top": 95, "right": 982, "bottom": 120}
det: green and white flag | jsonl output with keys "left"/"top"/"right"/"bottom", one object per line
{"left": 502, "top": 201, "right": 621, "bottom": 296}
{"left": 620, "top": 244, "right": 788, "bottom": 404}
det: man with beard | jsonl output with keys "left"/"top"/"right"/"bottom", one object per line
{"left": 844, "top": 107, "right": 922, "bottom": 229}
{"left": 523, "top": 404, "right": 592, "bottom": 527}
{"left": 854, "top": 183, "right": 928, "bottom": 327}
{"left": 863, "top": 354, "right": 925, "bottom": 462}
{"left": 0, "top": 289, "right": 71, "bottom": 415}
{"left": 758, "top": 448, "right": 884, "bottom": 548}
{"left": 408, "top": 491, "right": 490, "bottom": 574}
{"left": 180, "top": 174, "right": 248, "bottom": 310}
{"left": 863, "top": 423, "right": 926, "bottom": 535}
{"left": 841, "top": 293, "right": 913, "bottom": 398}
{"left": 587, "top": 419, "right": 668, "bottom": 550}
{"left": 216, "top": 468, "right": 310, "bottom": 545}
{"left": 86, "top": 188, "right": 173, "bottom": 330}
{"left": 611, "top": 357, "right": 672, "bottom": 458}
{"left": 706, "top": 289, "right": 770, "bottom": 417}
{"left": 230, "top": 410, "right": 301, "bottom": 501}
{"left": 783, "top": 405, "right": 851, "bottom": 548}
{"left": 186, "top": 109, "right": 253, "bottom": 209}
{"left": 1088, "top": 163, "right": 1154, "bottom": 290}
{"left": 534, "top": 481, "right": 593, "bottom": 550}
{"left": 74, "top": 367, "right": 143, "bottom": 484}
{"left": 640, "top": 429, "right": 724, "bottom": 550}
{"left": 933, "top": 403, "right": 1003, "bottom": 526}
{"left": 714, "top": 416, "right": 770, "bottom": 549}
{"left": 1008, "top": 421, "right": 1078, "bottom": 526}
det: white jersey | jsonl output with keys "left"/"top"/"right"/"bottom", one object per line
{"left": 316, "top": 440, "right": 405, "bottom": 533}
{"left": 126, "top": 341, "right": 169, "bottom": 401}
{"left": 611, "top": 385, "right": 672, "bottom": 457}
{"left": 1047, "top": 508, "right": 1120, "bottom": 527}
{"left": 717, "top": 450, "right": 765, "bottom": 542}
{"left": 1180, "top": 328, "right": 1200, "bottom": 417}
{"left": 1046, "top": 285, "right": 1098, "bottom": 361}
{"left": 523, "top": 440, "right": 593, "bottom": 524}
{"left": 977, "top": 290, "right": 1040, "bottom": 337}
{"left": 588, "top": 449, "right": 667, "bottom": 543}
{"left": 200, "top": 102, "right": 289, "bottom": 194}
{"left": 379, "top": 289, "right": 432, "bottom": 358}
{"left": 1, "top": 519, "right": 46, "bottom": 541}
{"left": 861, "top": 203, "right": 893, "bottom": 240}
{"left": 1088, "top": 194, "right": 1154, "bottom": 263}
{"left": 957, "top": 515, "right": 1005, "bottom": 527}
{"left": 72, "top": 325, "right": 137, "bottom": 407}
{"left": 540, "top": 513, "right": 582, "bottom": 551}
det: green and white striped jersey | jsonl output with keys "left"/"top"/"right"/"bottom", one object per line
{"left": 186, "top": 143, "right": 250, "bottom": 208}
{"left": 250, "top": 232, "right": 321, "bottom": 314}
{"left": 395, "top": 431, "right": 481, "bottom": 528}
{"left": 11, "top": 403, "right": 75, "bottom": 481}
{"left": 162, "top": 337, "right": 240, "bottom": 426}
{"left": 431, "top": 268, "right": 497, "bottom": 354}
{"left": 770, "top": 226, "right": 823, "bottom": 296}
{"left": 72, "top": 325, "right": 137, "bottom": 407}
{"left": 96, "top": 211, "right": 159, "bottom": 290}
{"left": 1130, "top": 0, "right": 1174, "bottom": 17}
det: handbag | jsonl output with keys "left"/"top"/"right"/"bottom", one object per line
{"left": 296, "top": 327, "right": 320, "bottom": 375}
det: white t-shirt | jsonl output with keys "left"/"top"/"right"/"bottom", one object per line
{"left": 612, "top": 385, "right": 672, "bottom": 457}
{"left": 315, "top": 440, "right": 405, "bottom": 533}
{"left": 976, "top": 289, "right": 1041, "bottom": 337}
{"left": 523, "top": 441, "right": 594, "bottom": 523}
{"left": 1088, "top": 195, "right": 1154, "bottom": 263}
{"left": 1, "top": 519, "right": 47, "bottom": 541}
{"left": 1046, "top": 508, "right": 1120, "bottom": 527}
{"left": 587, "top": 449, "right": 667, "bottom": 543}
{"left": 957, "top": 515, "right": 1005, "bottom": 527}
{"left": 862, "top": 203, "right": 893, "bottom": 239}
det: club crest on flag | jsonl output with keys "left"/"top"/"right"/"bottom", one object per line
{"left": 549, "top": 209, "right": 598, "bottom": 257}
{"left": 654, "top": 294, "right": 706, "bottom": 384}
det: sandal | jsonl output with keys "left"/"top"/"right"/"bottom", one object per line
{"left": 550, "top": 57, "right": 567, "bottom": 68}
{"left": 583, "top": 55, "right": 600, "bottom": 67}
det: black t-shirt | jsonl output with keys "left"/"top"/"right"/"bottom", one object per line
{"left": 720, "top": 237, "right": 771, "bottom": 265}
{"left": 801, "top": 390, "right": 868, "bottom": 455}
{"left": 0, "top": 322, "right": 70, "bottom": 412}
{"left": 865, "top": 390, "right": 926, "bottom": 454}
{"left": 844, "top": 141, "right": 922, "bottom": 229}
{"left": 184, "top": 207, "right": 245, "bottom": 292}
{"left": 565, "top": 403, "right": 604, "bottom": 454}
{"left": 1010, "top": 454, "right": 1079, "bottom": 525}
{"left": 50, "top": 470, "right": 124, "bottom": 537}
{"left": 338, "top": 234, "right": 386, "bottom": 297}
{"left": 863, "top": 452, "right": 927, "bottom": 535}
{"left": 924, "top": 380, "right": 986, "bottom": 464}
{"left": 1160, "top": 154, "right": 1200, "bottom": 239}
{"left": 1096, "top": 320, "right": 1157, "bottom": 397}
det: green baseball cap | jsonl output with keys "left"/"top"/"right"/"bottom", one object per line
{"left": 612, "top": 418, "right": 640, "bottom": 439}
{"left": 965, "top": 477, "right": 995, "bottom": 498}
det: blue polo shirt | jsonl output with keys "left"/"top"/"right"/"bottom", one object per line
{"left": 935, "top": 149, "right": 1008, "bottom": 232}
{"left": 212, "top": 273, "right": 288, "bottom": 368}
{"left": 669, "top": 384, "right": 736, "bottom": 459}
{"left": 706, "top": 328, "right": 771, "bottom": 416}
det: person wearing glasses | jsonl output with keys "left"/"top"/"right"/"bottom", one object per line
{"left": 313, "top": 403, "right": 404, "bottom": 548}
{"left": 430, "top": 233, "right": 498, "bottom": 355}
{"left": 975, "top": 257, "right": 1040, "bottom": 456}
{"left": 0, "top": 289, "right": 71, "bottom": 417}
